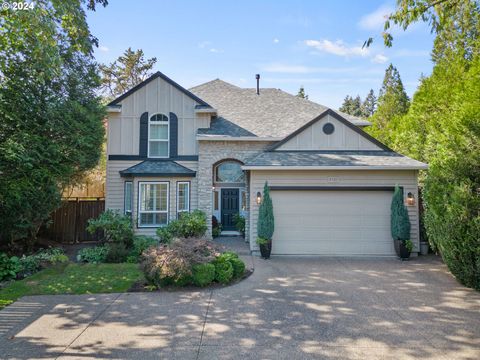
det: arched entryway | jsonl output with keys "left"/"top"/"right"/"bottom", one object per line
{"left": 212, "top": 159, "right": 246, "bottom": 233}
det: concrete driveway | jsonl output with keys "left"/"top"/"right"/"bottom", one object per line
{"left": 0, "top": 251, "right": 479, "bottom": 359}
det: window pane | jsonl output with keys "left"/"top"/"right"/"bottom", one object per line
{"left": 155, "top": 213, "right": 168, "bottom": 225}
{"left": 156, "top": 184, "right": 168, "bottom": 211}
{"left": 140, "top": 213, "right": 154, "bottom": 225}
{"left": 214, "top": 191, "right": 219, "bottom": 210}
{"left": 178, "top": 183, "right": 189, "bottom": 212}
{"left": 216, "top": 162, "right": 245, "bottom": 182}
{"left": 140, "top": 184, "right": 153, "bottom": 211}
{"left": 124, "top": 182, "right": 132, "bottom": 214}
{"left": 149, "top": 141, "right": 168, "bottom": 157}
{"left": 150, "top": 114, "right": 168, "bottom": 122}
{"left": 150, "top": 124, "right": 168, "bottom": 140}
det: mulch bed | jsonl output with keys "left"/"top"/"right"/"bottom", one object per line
{"left": 128, "top": 268, "right": 254, "bottom": 293}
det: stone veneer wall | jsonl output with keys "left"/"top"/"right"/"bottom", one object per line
{"left": 197, "top": 140, "right": 274, "bottom": 241}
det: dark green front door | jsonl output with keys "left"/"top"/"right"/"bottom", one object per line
{"left": 221, "top": 188, "right": 239, "bottom": 231}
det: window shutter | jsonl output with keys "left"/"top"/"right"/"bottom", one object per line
{"left": 139, "top": 112, "right": 148, "bottom": 157}
{"left": 169, "top": 112, "right": 178, "bottom": 158}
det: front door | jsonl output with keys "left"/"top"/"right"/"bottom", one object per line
{"left": 221, "top": 189, "right": 239, "bottom": 231}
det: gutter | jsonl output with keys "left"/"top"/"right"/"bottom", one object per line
{"left": 196, "top": 136, "right": 282, "bottom": 142}
{"left": 241, "top": 165, "right": 429, "bottom": 171}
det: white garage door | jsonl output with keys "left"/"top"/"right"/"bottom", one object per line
{"left": 271, "top": 190, "right": 394, "bottom": 256}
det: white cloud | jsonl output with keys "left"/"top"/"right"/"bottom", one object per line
{"left": 372, "top": 54, "right": 388, "bottom": 63}
{"left": 304, "top": 39, "right": 369, "bottom": 57}
{"left": 273, "top": 38, "right": 280, "bottom": 44}
{"left": 260, "top": 63, "right": 364, "bottom": 74}
{"left": 358, "top": 4, "right": 393, "bottom": 30}
{"left": 98, "top": 45, "right": 109, "bottom": 52}
{"left": 198, "top": 41, "right": 211, "bottom": 49}
{"left": 209, "top": 48, "right": 224, "bottom": 53}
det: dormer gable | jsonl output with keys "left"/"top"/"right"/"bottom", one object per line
{"left": 270, "top": 109, "right": 390, "bottom": 152}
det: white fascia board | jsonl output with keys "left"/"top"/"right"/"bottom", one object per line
{"left": 106, "top": 106, "right": 122, "bottom": 113}
{"left": 242, "top": 165, "right": 429, "bottom": 171}
{"left": 195, "top": 108, "right": 217, "bottom": 114}
{"left": 196, "top": 136, "right": 282, "bottom": 141}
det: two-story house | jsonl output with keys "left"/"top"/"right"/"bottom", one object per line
{"left": 106, "top": 71, "right": 427, "bottom": 256}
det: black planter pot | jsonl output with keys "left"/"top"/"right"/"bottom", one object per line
{"left": 399, "top": 241, "right": 411, "bottom": 260}
{"left": 394, "top": 239, "right": 401, "bottom": 256}
{"left": 259, "top": 240, "right": 272, "bottom": 259}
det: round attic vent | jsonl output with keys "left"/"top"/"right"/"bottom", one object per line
{"left": 323, "top": 123, "right": 335, "bottom": 135}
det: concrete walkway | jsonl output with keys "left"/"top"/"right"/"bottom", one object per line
{"left": 0, "top": 237, "right": 479, "bottom": 359}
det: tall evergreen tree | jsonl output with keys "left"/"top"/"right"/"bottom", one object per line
{"left": 339, "top": 95, "right": 364, "bottom": 117}
{"left": 257, "top": 182, "right": 275, "bottom": 240}
{"left": 367, "top": 64, "right": 409, "bottom": 143}
{"left": 100, "top": 48, "right": 157, "bottom": 101}
{"left": 362, "top": 89, "right": 377, "bottom": 117}
{"left": 297, "top": 86, "right": 309, "bottom": 100}
{"left": 0, "top": 0, "right": 107, "bottom": 249}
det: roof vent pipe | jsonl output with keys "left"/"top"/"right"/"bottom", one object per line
{"left": 255, "top": 74, "right": 260, "bottom": 95}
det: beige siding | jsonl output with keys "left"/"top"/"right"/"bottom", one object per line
{"left": 105, "top": 160, "right": 198, "bottom": 238}
{"left": 106, "top": 77, "right": 210, "bottom": 156}
{"left": 277, "top": 114, "right": 381, "bottom": 151}
{"left": 249, "top": 170, "right": 420, "bottom": 254}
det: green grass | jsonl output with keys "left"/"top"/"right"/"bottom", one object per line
{"left": 0, "top": 263, "right": 144, "bottom": 309}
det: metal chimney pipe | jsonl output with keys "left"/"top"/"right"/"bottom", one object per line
{"left": 255, "top": 74, "right": 260, "bottom": 95}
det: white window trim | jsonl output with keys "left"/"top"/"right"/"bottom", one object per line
{"left": 176, "top": 181, "right": 190, "bottom": 218}
{"left": 148, "top": 113, "right": 169, "bottom": 158}
{"left": 138, "top": 181, "right": 170, "bottom": 228}
{"left": 124, "top": 181, "right": 133, "bottom": 216}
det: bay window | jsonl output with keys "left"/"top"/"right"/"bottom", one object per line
{"left": 138, "top": 182, "right": 169, "bottom": 227}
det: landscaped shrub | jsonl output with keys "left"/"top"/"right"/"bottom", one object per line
{"left": 192, "top": 263, "right": 216, "bottom": 287}
{"left": 213, "top": 258, "right": 234, "bottom": 284}
{"left": 157, "top": 210, "right": 207, "bottom": 243}
{"left": 87, "top": 210, "right": 134, "bottom": 247}
{"left": 142, "top": 238, "right": 219, "bottom": 288}
{"left": 126, "top": 236, "right": 158, "bottom": 263}
{"left": 212, "top": 216, "right": 222, "bottom": 238}
{"left": 105, "top": 243, "right": 129, "bottom": 263}
{"left": 257, "top": 182, "right": 274, "bottom": 240}
{"left": 0, "top": 253, "right": 21, "bottom": 281}
{"left": 233, "top": 214, "right": 245, "bottom": 235}
{"left": 15, "top": 248, "right": 69, "bottom": 278}
{"left": 216, "top": 252, "right": 245, "bottom": 278}
{"left": 391, "top": 185, "right": 411, "bottom": 241}
{"left": 77, "top": 246, "right": 108, "bottom": 263}
{"left": 33, "top": 248, "right": 69, "bottom": 265}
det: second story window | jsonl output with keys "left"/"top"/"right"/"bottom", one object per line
{"left": 149, "top": 114, "right": 169, "bottom": 158}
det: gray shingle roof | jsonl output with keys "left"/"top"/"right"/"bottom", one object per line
{"left": 120, "top": 161, "right": 196, "bottom": 177}
{"left": 190, "top": 79, "right": 370, "bottom": 138}
{"left": 243, "top": 151, "right": 428, "bottom": 169}
{"left": 197, "top": 117, "right": 256, "bottom": 137}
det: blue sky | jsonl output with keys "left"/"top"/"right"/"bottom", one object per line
{"left": 88, "top": 0, "right": 434, "bottom": 109}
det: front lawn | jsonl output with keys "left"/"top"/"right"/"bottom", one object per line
{"left": 0, "top": 263, "right": 144, "bottom": 309}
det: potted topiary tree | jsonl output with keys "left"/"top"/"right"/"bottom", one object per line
{"left": 256, "top": 182, "right": 274, "bottom": 259}
{"left": 391, "top": 185, "right": 412, "bottom": 260}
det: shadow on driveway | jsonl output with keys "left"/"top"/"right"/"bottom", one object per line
{"left": 0, "top": 255, "right": 479, "bottom": 359}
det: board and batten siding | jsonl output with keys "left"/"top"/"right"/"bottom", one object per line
{"left": 248, "top": 169, "right": 420, "bottom": 254}
{"left": 276, "top": 113, "right": 381, "bottom": 151}
{"left": 106, "top": 160, "right": 198, "bottom": 238}
{"left": 107, "top": 76, "right": 210, "bottom": 156}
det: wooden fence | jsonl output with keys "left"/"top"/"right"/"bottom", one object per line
{"left": 42, "top": 198, "right": 105, "bottom": 243}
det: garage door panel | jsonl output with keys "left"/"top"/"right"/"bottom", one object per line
{"left": 271, "top": 190, "right": 394, "bottom": 256}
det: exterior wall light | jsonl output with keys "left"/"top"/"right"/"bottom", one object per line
{"left": 212, "top": 186, "right": 216, "bottom": 191}
{"left": 406, "top": 192, "right": 415, "bottom": 206}
{"left": 256, "top": 191, "right": 262, "bottom": 205}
